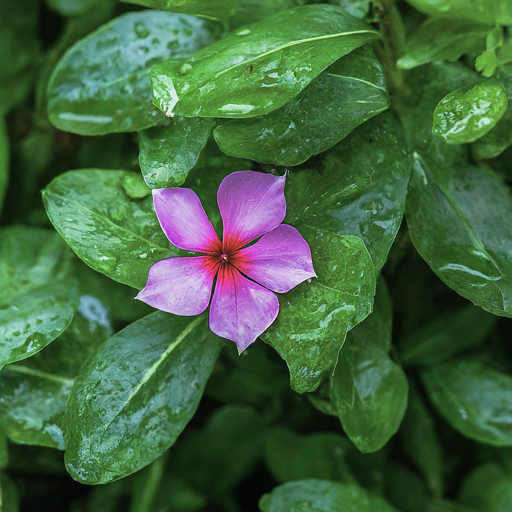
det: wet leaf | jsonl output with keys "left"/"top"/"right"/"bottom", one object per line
{"left": 432, "top": 78, "right": 508, "bottom": 145}
{"left": 43, "top": 169, "right": 178, "bottom": 290}
{"left": 397, "top": 18, "right": 488, "bottom": 70}
{"left": 214, "top": 46, "right": 388, "bottom": 166}
{"left": 0, "top": 227, "right": 79, "bottom": 369}
{"left": 121, "top": 0, "right": 239, "bottom": 21}
{"left": 64, "top": 312, "right": 222, "bottom": 484}
{"left": 262, "top": 226, "right": 376, "bottom": 394}
{"left": 47, "top": 11, "right": 215, "bottom": 135}
{"left": 150, "top": 4, "right": 380, "bottom": 118}
{"left": 285, "top": 112, "right": 412, "bottom": 272}
{"left": 138, "top": 117, "right": 213, "bottom": 188}
{"left": 421, "top": 360, "right": 512, "bottom": 446}
{"left": 259, "top": 479, "right": 398, "bottom": 512}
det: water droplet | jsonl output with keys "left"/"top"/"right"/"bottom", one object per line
{"left": 167, "top": 40, "right": 179, "bottom": 51}
{"left": 236, "top": 28, "right": 251, "bottom": 36}
{"left": 134, "top": 22, "right": 150, "bottom": 39}
{"left": 180, "top": 63, "right": 192, "bottom": 75}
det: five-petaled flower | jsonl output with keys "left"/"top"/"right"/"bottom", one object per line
{"left": 136, "top": 171, "right": 316, "bottom": 353}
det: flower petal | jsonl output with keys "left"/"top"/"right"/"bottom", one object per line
{"left": 209, "top": 265, "right": 279, "bottom": 353}
{"left": 136, "top": 257, "right": 216, "bottom": 316}
{"left": 153, "top": 188, "right": 220, "bottom": 252}
{"left": 234, "top": 224, "right": 317, "bottom": 293}
{"left": 217, "top": 171, "right": 286, "bottom": 249}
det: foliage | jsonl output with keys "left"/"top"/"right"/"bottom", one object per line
{"left": 2, "top": 0, "right": 512, "bottom": 511}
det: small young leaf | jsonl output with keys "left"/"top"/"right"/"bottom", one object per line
{"left": 150, "top": 4, "right": 380, "bottom": 118}
{"left": 214, "top": 46, "right": 389, "bottom": 166}
{"left": 48, "top": 11, "right": 215, "bottom": 135}
{"left": 43, "top": 169, "right": 178, "bottom": 289}
{"left": 138, "top": 117, "right": 213, "bottom": 188}
{"left": 432, "top": 78, "right": 508, "bottom": 144}
{"left": 475, "top": 51, "right": 498, "bottom": 77}
{"left": 64, "top": 312, "right": 222, "bottom": 484}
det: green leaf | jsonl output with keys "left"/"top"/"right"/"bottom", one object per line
{"left": 405, "top": 0, "right": 512, "bottom": 25}
{"left": 397, "top": 18, "right": 488, "bottom": 70}
{"left": 43, "top": 169, "right": 178, "bottom": 290}
{"left": 406, "top": 154, "right": 512, "bottom": 318}
{"left": 385, "top": 464, "right": 431, "bottom": 512}
{"left": 229, "top": 0, "right": 299, "bottom": 30}
{"left": 330, "top": 316, "right": 408, "bottom": 453}
{"left": 262, "top": 226, "right": 376, "bottom": 394}
{"left": 264, "top": 427, "right": 356, "bottom": 484}
{"left": 399, "top": 306, "right": 497, "bottom": 366}
{"left": 46, "top": 0, "right": 104, "bottom": 17}
{"left": 47, "top": 11, "right": 215, "bottom": 135}
{"left": 121, "top": 0, "right": 239, "bottom": 21}
{"left": 285, "top": 112, "right": 412, "bottom": 272}
{"left": 0, "top": 432, "right": 7, "bottom": 470}
{"left": 138, "top": 117, "right": 213, "bottom": 188}
{"left": 150, "top": 4, "right": 380, "bottom": 118}
{"left": 0, "top": 118, "right": 8, "bottom": 214}
{"left": 476, "top": 51, "right": 498, "bottom": 78}
{"left": 64, "top": 312, "right": 222, "bottom": 484}
{"left": 213, "top": 46, "right": 389, "bottom": 166}
{"left": 0, "top": 473, "right": 19, "bottom": 512}
{"left": 421, "top": 360, "right": 512, "bottom": 446}
{"left": 167, "top": 405, "right": 265, "bottom": 499}
{"left": 0, "top": 365, "right": 73, "bottom": 450}
{"left": 400, "top": 384, "right": 443, "bottom": 496}
{"left": 0, "top": 227, "right": 79, "bottom": 369}
{"left": 432, "top": 78, "right": 508, "bottom": 144}
{"left": 259, "top": 479, "right": 398, "bottom": 512}
{"left": 129, "top": 454, "right": 168, "bottom": 512}
{"left": 331, "top": 0, "right": 372, "bottom": 20}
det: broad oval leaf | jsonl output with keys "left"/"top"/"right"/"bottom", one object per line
{"left": 406, "top": 154, "right": 512, "bottom": 318}
{"left": 47, "top": 11, "right": 215, "bottom": 135}
{"left": 64, "top": 312, "right": 222, "bottom": 484}
{"left": 214, "top": 46, "right": 389, "bottom": 166}
{"left": 330, "top": 329, "right": 408, "bottom": 453}
{"left": 285, "top": 112, "right": 412, "bottom": 272}
{"left": 138, "top": 117, "right": 213, "bottom": 188}
{"left": 0, "top": 365, "right": 73, "bottom": 450}
{"left": 421, "top": 360, "right": 512, "bottom": 446}
{"left": 432, "top": 78, "right": 508, "bottom": 145}
{"left": 259, "top": 479, "right": 398, "bottom": 512}
{"left": 262, "top": 227, "right": 376, "bottom": 394}
{"left": 121, "top": 0, "right": 239, "bottom": 21}
{"left": 43, "top": 169, "right": 178, "bottom": 290}
{"left": 397, "top": 18, "right": 489, "bottom": 70}
{"left": 150, "top": 4, "right": 380, "bottom": 118}
{"left": 405, "top": 0, "right": 512, "bottom": 26}
{"left": 0, "top": 227, "right": 79, "bottom": 369}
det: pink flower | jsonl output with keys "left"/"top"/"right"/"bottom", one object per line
{"left": 136, "top": 171, "right": 316, "bottom": 353}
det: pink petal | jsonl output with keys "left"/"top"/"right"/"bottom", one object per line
{"left": 135, "top": 257, "right": 216, "bottom": 316}
{"left": 217, "top": 171, "right": 286, "bottom": 249}
{"left": 153, "top": 188, "right": 220, "bottom": 253}
{"left": 209, "top": 265, "right": 279, "bottom": 353}
{"left": 234, "top": 224, "right": 317, "bottom": 293}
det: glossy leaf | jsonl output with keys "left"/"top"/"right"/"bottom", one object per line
{"left": 285, "top": 112, "right": 412, "bottom": 272}
{"left": 421, "top": 360, "right": 512, "bottom": 446}
{"left": 397, "top": 18, "right": 488, "bottom": 70}
{"left": 0, "top": 227, "right": 79, "bottom": 369}
{"left": 400, "top": 385, "right": 443, "bottom": 496}
{"left": 259, "top": 479, "right": 398, "bottom": 512}
{"left": 150, "top": 4, "right": 380, "bottom": 118}
{"left": 46, "top": 0, "right": 104, "bottom": 16}
{"left": 399, "top": 305, "right": 497, "bottom": 366}
{"left": 264, "top": 427, "right": 356, "bottom": 484}
{"left": 47, "top": 11, "right": 215, "bottom": 135}
{"left": 432, "top": 78, "right": 508, "bottom": 145}
{"left": 0, "top": 473, "right": 19, "bottom": 512}
{"left": 64, "top": 312, "right": 222, "bottom": 484}
{"left": 262, "top": 227, "right": 376, "bottom": 394}
{"left": 0, "top": 118, "right": 7, "bottom": 213}
{"left": 43, "top": 169, "right": 178, "bottom": 290}
{"left": 0, "top": 365, "right": 73, "bottom": 450}
{"left": 121, "top": 0, "right": 239, "bottom": 21}
{"left": 138, "top": 117, "right": 213, "bottom": 188}
{"left": 405, "top": 0, "right": 512, "bottom": 26}
{"left": 406, "top": 154, "right": 512, "bottom": 318}
{"left": 330, "top": 318, "right": 408, "bottom": 453}
{"left": 214, "top": 46, "right": 389, "bottom": 166}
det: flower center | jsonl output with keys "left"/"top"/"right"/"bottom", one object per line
{"left": 218, "top": 253, "right": 229, "bottom": 264}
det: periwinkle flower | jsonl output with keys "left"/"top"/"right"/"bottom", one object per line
{"left": 136, "top": 171, "right": 316, "bottom": 353}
